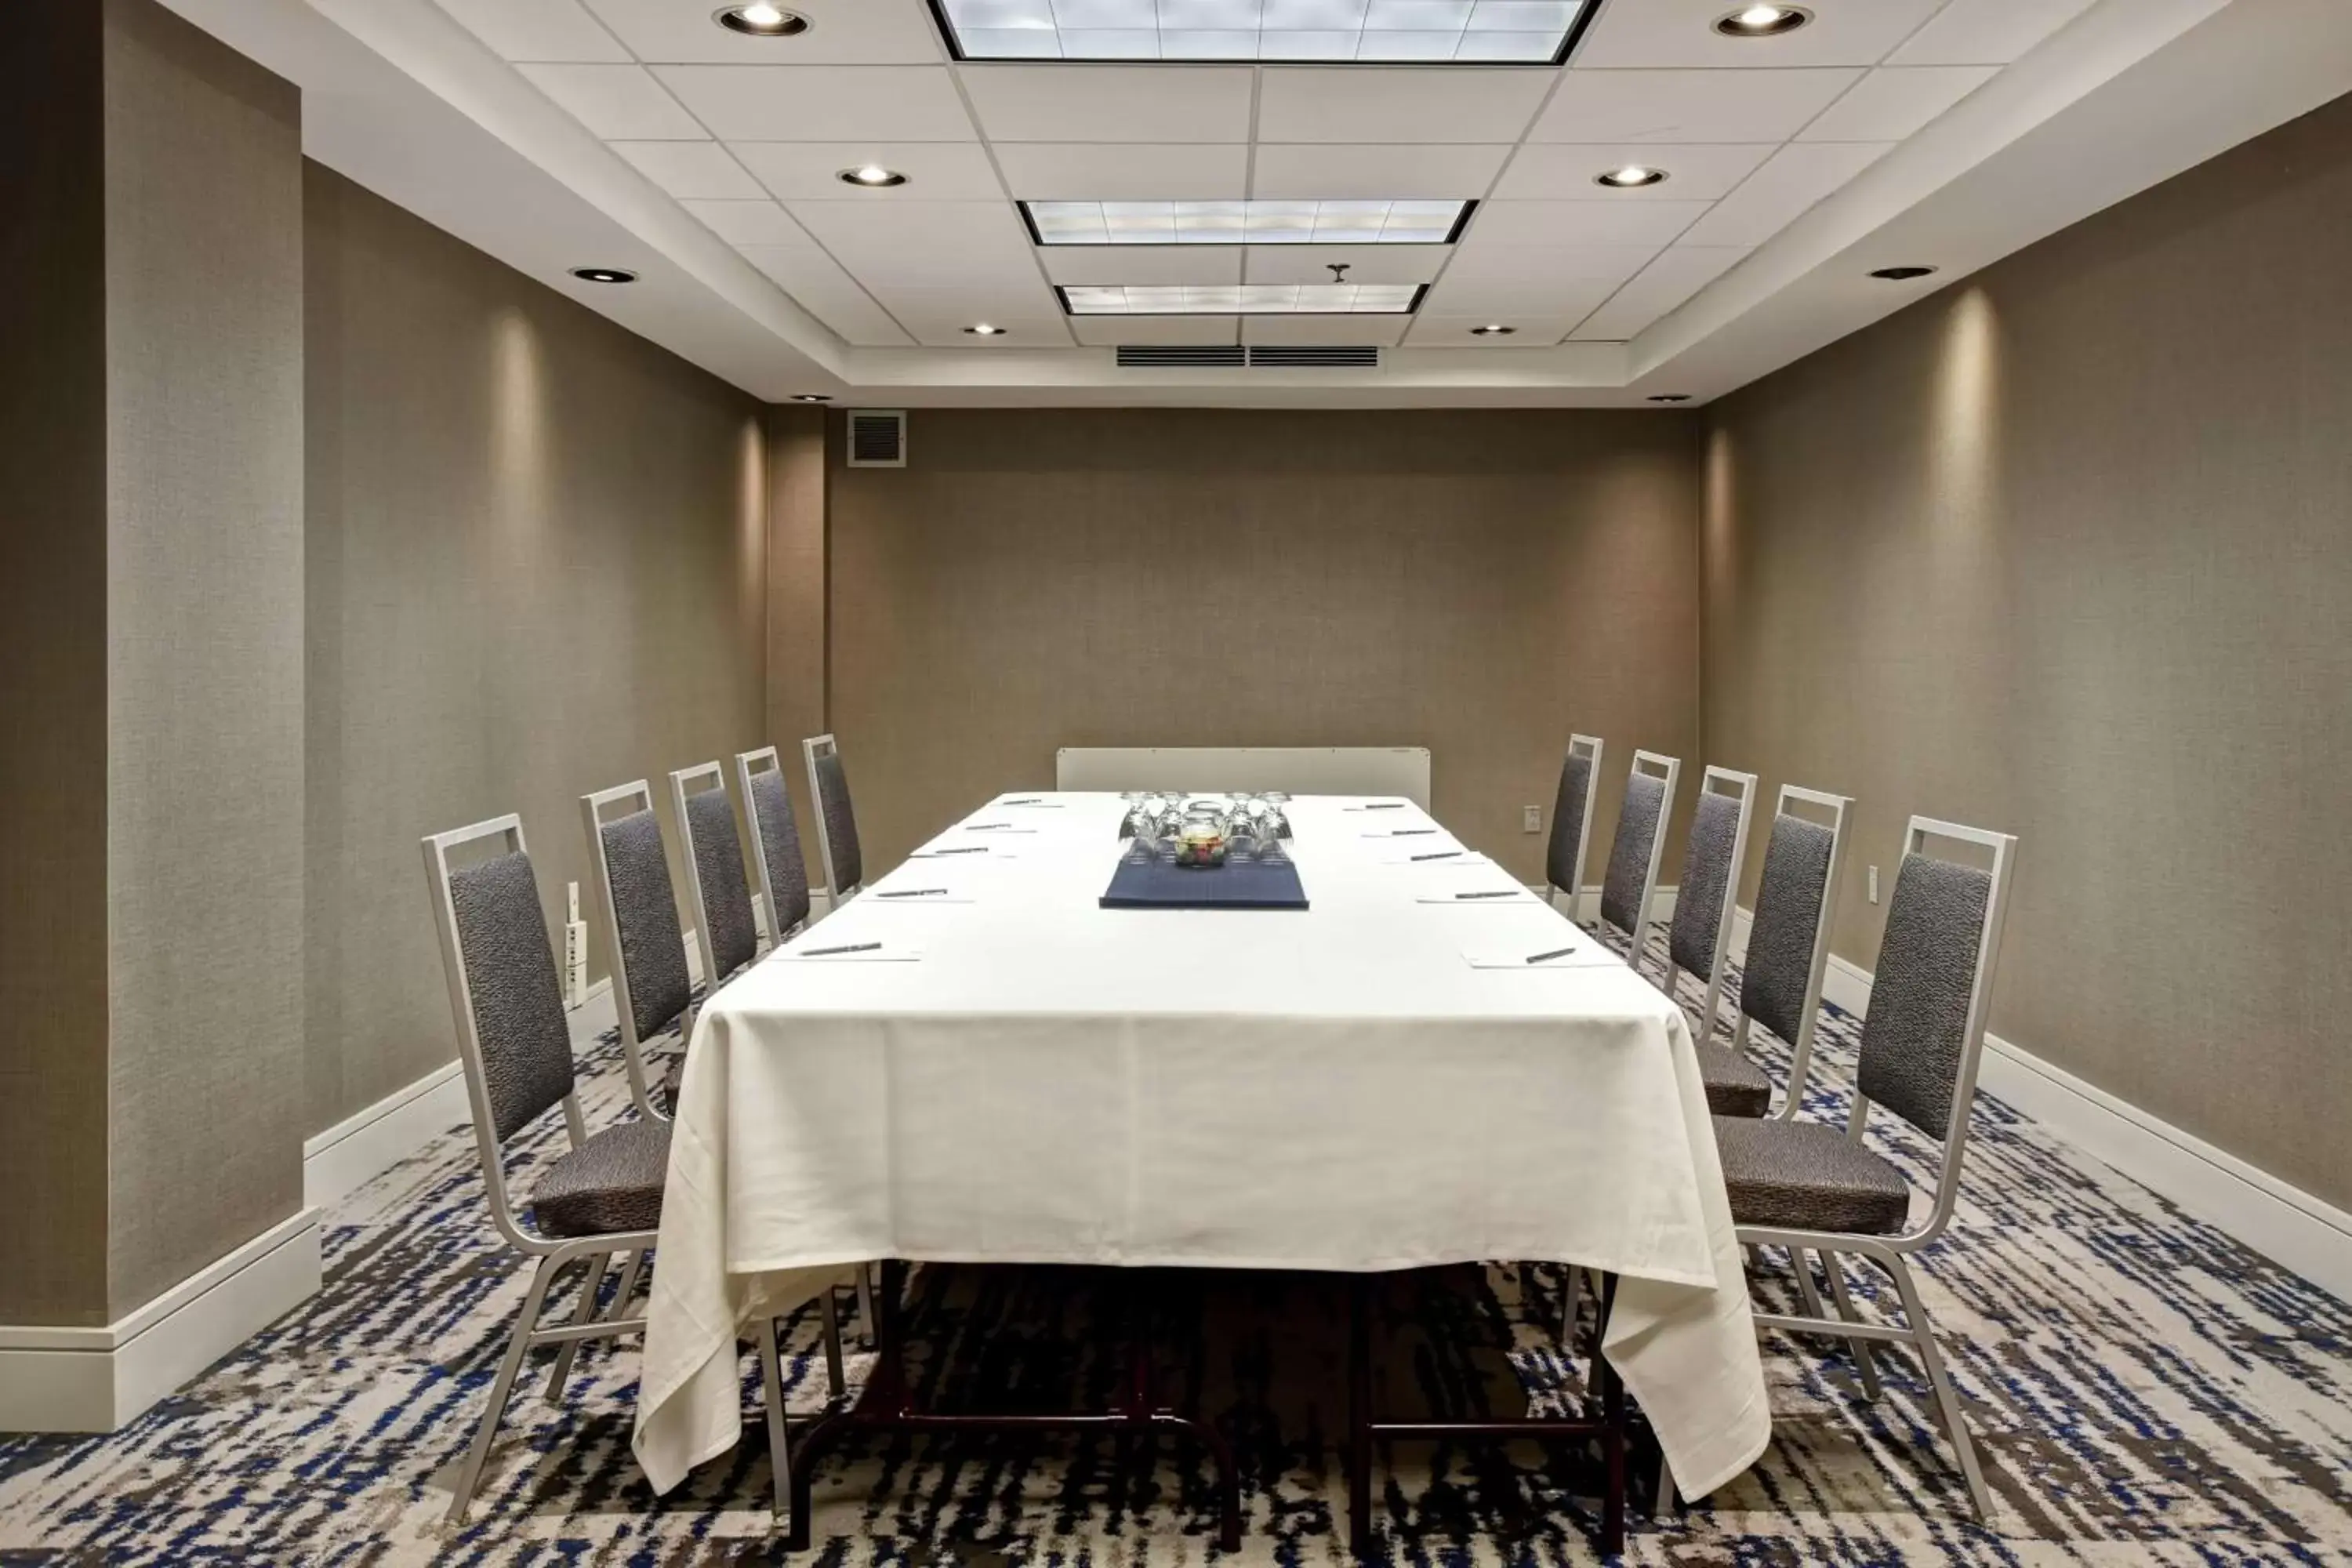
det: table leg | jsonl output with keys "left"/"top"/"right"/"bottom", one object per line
{"left": 1348, "top": 1274, "right": 1374, "bottom": 1562}
{"left": 1597, "top": 1272, "right": 1624, "bottom": 1557}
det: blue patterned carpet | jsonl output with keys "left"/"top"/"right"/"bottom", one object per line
{"left": 5, "top": 939, "right": 2350, "bottom": 1566}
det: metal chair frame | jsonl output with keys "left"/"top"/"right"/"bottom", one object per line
{"left": 1662, "top": 765, "right": 1758, "bottom": 1040}
{"left": 423, "top": 813, "right": 834, "bottom": 1526}
{"left": 801, "top": 733, "right": 863, "bottom": 906}
{"left": 669, "top": 760, "right": 759, "bottom": 997}
{"left": 735, "top": 745, "right": 814, "bottom": 948}
{"left": 1753, "top": 783, "right": 1854, "bottom": 1120}
{"left": 1544, "top": 732, "right": 1605, "bottom": 924}
{"left": 1602, "top": 749, "right": 1681, "bottom": 979}
{"left": 580, "top": 779, "right": 686, "bottom": 1123}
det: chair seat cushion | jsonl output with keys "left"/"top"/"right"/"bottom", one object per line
{"left": 1712, "top": 1115, "right": 1911, "bottom": 1235}
{"left": 530, "top": 1118, "right": 670, "bottom": 1238}
{"left": 1695, "top": 1040, "right": 1773, "bottom": 1118}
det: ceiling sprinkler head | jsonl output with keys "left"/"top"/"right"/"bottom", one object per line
{"left": 1328, "top": 262, "right": 1351, "bottom": 283}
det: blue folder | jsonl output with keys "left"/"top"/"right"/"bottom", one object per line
{"left": 1099, "top": 858, "right": 1309, "bottom": 909}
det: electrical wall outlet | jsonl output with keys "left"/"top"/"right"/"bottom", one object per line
{"left": 563, "top": 881, "right": 587, "bottom": 1007}
{"left": 1867, "top": 865, "right": 1880, "bottom": 905}
{"left": 1523, "top": 805, "right": 1542, "bottom": 833}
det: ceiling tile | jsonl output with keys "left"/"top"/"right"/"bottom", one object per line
{"left": 1403, "top": 313, "right": 1575, "bottom": 344}
{"left": 1242, "top": 314, "right": 1410, "bottom": 347}
{"left": 653, "top": 65, "right": 975, "bottom": 140}
{"left": 1491, "top": 142, "right": 1772, "bottom": 201}
{"left": 1248, "top": 143, "right": 1512, "bottom": 199}
{"left": 731, "top": 141, "right": 1004, "bottom": 199}
{"left": 960, "top": 66, "right": 1255, "bottom": 141}
{"left": 1568, "top": 242, "right": 1748, "bottom": 339}
{"left": 611, "top": 140, "right": 766, "bottom": 198}
{"left": 994, "top": 143, "right": 1250, "bottom": 198}
{"left": 1423, "top": 273, "right": 1621, "bottom": 319}
{"left": 1039, "top": 247, "right": 1245, "bottom": 285}
{"left": 867, "top": 285, "right": 1076, "bottom": 345}
{"left": 582, "top": 0, "right": 946, "bottom": 64}
{"left": 1423, "top": 241, "right": 1656, "bottom": 313}
{"left": 679, "top": 198, "right": 812, "bottom": 245}
{"left": 1888, "top": 0, "right": 2099, "bottom": 65}
{"left": 735, "top": 242, "right": 916, "bottom": 344}
{"left": 515, "top": 63, "right": 705, "bottom": 138}
{"left": 1798, "top": 65, "right": 1995, "bottom": 142}
{"left": 436, "top": 0, "right": 629, "bottom": 62}
{"left": 1468, "top": 198, "right": 1710, "bottom": 247}
{"left": 1573, "top": 0, "right": 1944, "bottom": 68}
{"left": 1677, "top": 140, "right": 1889, "bottom": 245}
{"left": 1241, "top": 245, "right": 1450, "bottom": 284}
{"left": 1068, "top": 315, "right": 1240, "bottom": 346}
{"left": 1528, "top": 67, "right": 1860, "bottom": 143}
{"left": 786, "top": 200, "right": 1044, "bottom": 285}
{"left": 1254, "top": 68, "right": 1554, "bottom": 143}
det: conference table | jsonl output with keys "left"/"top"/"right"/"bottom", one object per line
{"left": 633, "top": 790, "right": 1769, "bottom": 1552}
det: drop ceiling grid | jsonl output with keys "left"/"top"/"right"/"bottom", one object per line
{"left": 437, "top": 0, "right": 2063, "bottom": 351}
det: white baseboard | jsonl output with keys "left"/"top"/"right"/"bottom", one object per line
{"left": 1726, "top": 907, "right": 2352, "bottom": 1305}
{"left": 303, "top": 1062, "right": 471, "bottom": 1210}
{"left": 0, "top": 1207, "right": 321, "bottom": 1432}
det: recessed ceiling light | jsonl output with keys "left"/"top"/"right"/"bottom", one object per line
{"left": 1714, "top": 4, "right": 1811, "bottom": 37}
{"left": 1595, "top": 165, "right": 1669, "bottom": 190}
{"left": 791, "top": 394, "right": 832, "bottom": 403}
{"left": 1062, "top": 285, "right": 1424, "bottom": 318}
{"left": 1022, "top": 200, "right": 1472, "bottom": 247}
{"left": 1870, "top": 265, "right": 1940, "bottom": 281}
{"left": 934, "top": 0, "right": 1598, "bottom": 64}
{"left": 1470, "top": 325, "right": 1515, "bottom": 336}
{"left": 569, "top": 267, "right": 637, "bottom": 285}
{"left": 837, "top": 165, "right": 907, "bottom": 189}
{"left": 1647, "top": 394, "right": 1692, "bottom": 403}
{"left": 715, "top": 3, "right": 808, "bottom": 36}
{"left": 963, "top": 324, "right": 1007, "bottom": 336}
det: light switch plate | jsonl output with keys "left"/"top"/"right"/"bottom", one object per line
{"left": 1523, "top": 805, "right": 1542, "bottom": 833}
{"left": 1867, "top": 865, "right": 1880, "bottom": 904}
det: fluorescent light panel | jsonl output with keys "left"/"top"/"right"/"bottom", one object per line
{"left": 936, "top": 0, "right": 1592, "bottom": 62}
{"left": 1061, "top": 284, "right": 1425, "bottom": 314}
{"left": 1026, "top": 199, "right": 1470, "bottom": 245}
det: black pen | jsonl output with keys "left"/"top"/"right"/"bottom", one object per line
{"left": 922, "top": 846, "right": 987, "bottom": 855}
{"left": 967, "top": 822, "right": 1010, "bottom": 830}
{"left": 1410, "top": 851, "right": 1463, "bottom": 862}
{"left": 1385, "top": 828, "right": 1436, "bottom": 837}
{"left": 1002, "top": 797, "right": 1043, "bottom": 805}
{"left": 877, "top": 888, "right": 949, "bottom": 898}
{"left": 1523, "top": 946, "right": 1576, "bottom": 964}
{"left": 1454, "top": 890, "right": 1518, "bottom": 900}
{"left": 1359, "top": 802, "right": 1405, "bottom": 810}
{"left": 801, "top": 942, "right": 882, "bottom": 956}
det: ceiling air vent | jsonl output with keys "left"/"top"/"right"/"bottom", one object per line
{"left": 846, "top": 408, "right": 907, "bottom": 467}
{"left": 1247, "top": 344, "right": 1381, "bottom": 368}
{"left": 1116, "top": 344, "right": 1247, "bottom": 368}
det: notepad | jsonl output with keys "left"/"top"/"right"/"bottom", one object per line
{"left": 1459, "top": 941, "right": 1617, "bottom": 970}
{"left": 781, "top": 942, "right": 925, "bottom": 963}
{"left": 1414, "top": 888, "right": 1537, "bottom": 905}
{"left": 1378, "top": 849, "right": 1488, "bottom": 866}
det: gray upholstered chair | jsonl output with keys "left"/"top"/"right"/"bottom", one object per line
{"left": 670, "top": 761, "right": 761, "bottom": 997}
{"left": 1596, "top": 750, "right": 1680, "bottom": 976}
{"left": 1660, "top": 768, "right": 1766, "bottom": 1114}
{"left": 1693, "top": 815, "right": 2017, "bottom": 1520}
{"left": 1731, "top": 783, "right": 1853, "bottom": 1120}
{"left": 421, "top": 813, "right": 840, "bottom": 1525}
{"left": 802, "top": 733, "right": 865, "bottom": 906}
{"left": 1543, "top": 734, "right": 1604, "bottom": 923}
{"left": 735, "top": 746, "right": 814, "bottom": 946}
{"left": 581, "top": 779, "right": 696, "bottom": 1123}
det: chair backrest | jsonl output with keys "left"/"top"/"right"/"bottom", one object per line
{"left": 1851, "top": 815, "right": 2016, "bottom": 1240}
{"left": 1739, "top": 783, "right": 1851, "bottom": 1114}
{"left": 735, "top": 746, "right": 811, "bottom": 942}
{"left": 1667, "top": 766, "right": 1757, "bottom": 1030}
{"left": 581, "top": 779, "right": 692, "bottom": 1119}
{"left": 1599, "top": 750, "right": 1680, "bottom": 949}
{"left": 670, "top": 761, "right": 759, "bottom": 992}
{"left": 421, "top": 814, "right": 583, "bottom": 1250}
{"left": 802, "top": 733, "right": 864, "bottom": 899}
{"left": 1544, "top": 734, "right": 1604, "bottom": 906}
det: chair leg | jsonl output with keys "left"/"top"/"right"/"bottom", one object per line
{"left": 1820, "top": 1251, "right": 1882, "bottom": 1402}
{"left": 818, "top": 1285, "right": 847, "bottom": 1399}
{"left": 543, "top": 1252, "right": 611, "bottom": 1402}
{"left": 448, "top": 1253, "right": 563, "bottom": 1525}
{"left": 609, "top": 1248, "right": 648, "bottom": 1320}
{"left": 1883, "top": 1254, "right": 1991, "bottom": 1520}
{"left": 855, "top": 1267, "right": 878, "bottom": 1348}
{"left": 1791, "top": 1249, "right": 1829, "bottom": 1323}
{"left": 757, "top": 1316, "right": 793, "bottom": 1523}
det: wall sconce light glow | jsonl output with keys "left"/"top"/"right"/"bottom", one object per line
{"left": 568, "top": 267, "right": 637, "bottom": 285}
{"left": 716, "top": 3, "right": 809, "bottom": 35}
{"left": 837, "top": 165, "right": 908, "bottom": 188}
{"left": 1595, "top": 165, "right": 1668, "bottom": 189}
{"left": 963, "top": 324, "right": 1006, "bottom": 336}
{"left": 1714, "top": 4, "right": 1810, "bottom": 36}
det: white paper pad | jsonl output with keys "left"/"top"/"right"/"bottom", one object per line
{"left": 958, "top": 824, "right": 1040, "bottom": 834}
{"left": 1414, "top": 888, "right": 1539, "bottom": 905}
{"left": 1359, "top": 829, "right": 1446, "bottom": 840}
{"left": 781, "top": 942, "right": 925, "bottom": 963}
{"left": 1341, "top": 802, "right": 1414, "bottom": 813}
{"left": 911, "top": 847, "right": 1020, "bottom": 860}
{"left": 1378, "top": 849, "right": 1489, "bottom": 866}
{"left": 865, "top": 890, "right": 978, "bottom": 905}
{"left": 1461, "top": 940, "right": 1618, "bottom": 970}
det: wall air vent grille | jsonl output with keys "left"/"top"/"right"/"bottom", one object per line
{"left": 846, "top": 409, "right": 907, "bottom": 467}
{"left": 1248, "top": 345, "right": 1381, "bottom": 368}
{"left": 1116, "top": 345, "right": 1247, "bottom": 368}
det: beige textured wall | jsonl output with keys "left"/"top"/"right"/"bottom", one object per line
{"left": 1702, "top": 90, "right": 2352, "bottom": 1210}
{"left": 304, "top": 165, "right": 768, "bottom": 1135}
{"left": 765, "top": 404, "right": 829, "bottom": 835}
{"left": 0, "top": 0, "right": 114, "bottom": 1326}
{"left": 826, "top": 409, "right": 1703, "bottom": 880}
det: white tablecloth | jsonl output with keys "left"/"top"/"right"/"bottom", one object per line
{"left": 633, "top": 793, "right": 1769, "bottom": 1499}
